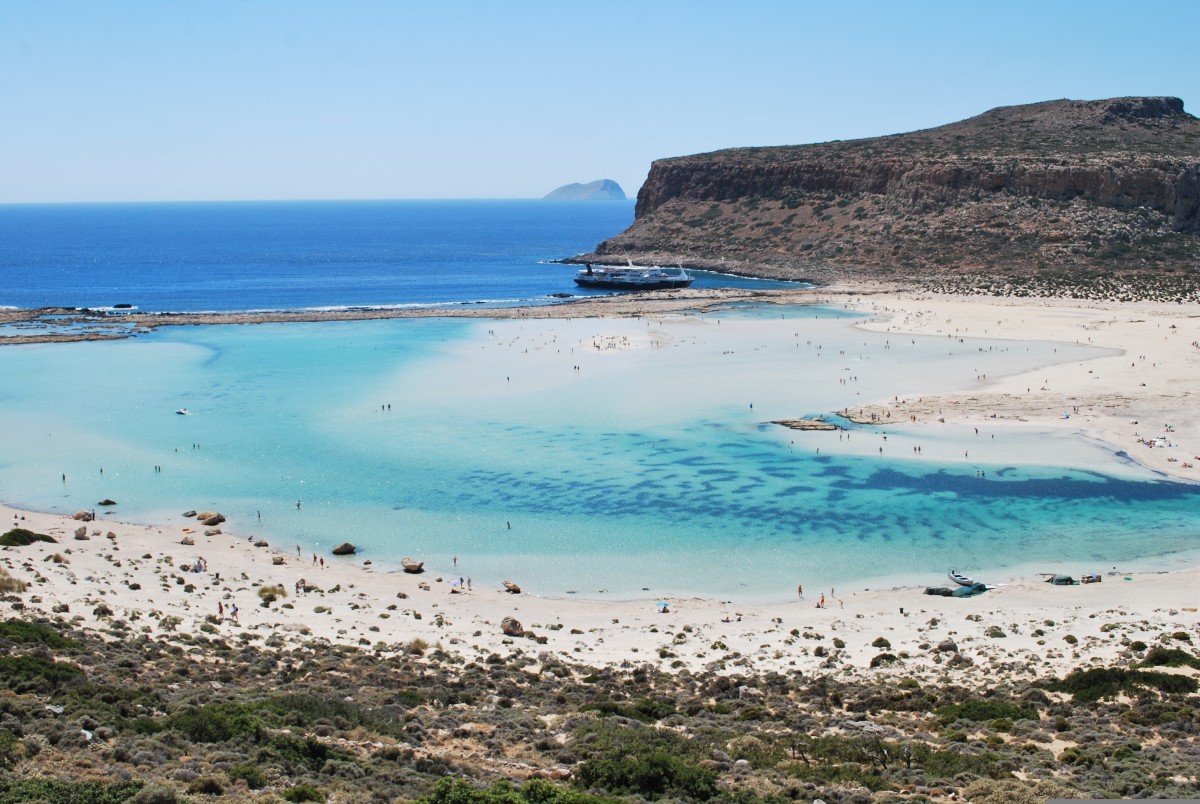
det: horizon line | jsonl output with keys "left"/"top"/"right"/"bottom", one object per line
{"left": 0, "top": 196, "right": 638, "bottom": 208}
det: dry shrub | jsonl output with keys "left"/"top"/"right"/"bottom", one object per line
{"left": 258, "top": 584, "right": 288, "bottom": 605}
{"left": 0, "top": 567, "right": 27, "bottom": 593}
{"left": 962, "top": 778, "right": 1085, "bottom": 802}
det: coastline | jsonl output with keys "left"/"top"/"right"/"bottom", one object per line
{"left": 4, "top": 287, "right": 1200, "bottom": 681}
{"left": 6, "top": 499, "right": 1200, "bottom": 683}
{"left": 0, "top": 287, "right": 790, "bottom": 345}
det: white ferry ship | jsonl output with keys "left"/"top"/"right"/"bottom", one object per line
{"left": 573, "top": 263, "right": 694, "bottom": 291}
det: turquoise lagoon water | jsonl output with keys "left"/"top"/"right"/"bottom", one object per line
{"left": 2, "top": 307, "right": 1199, "bottom": 601}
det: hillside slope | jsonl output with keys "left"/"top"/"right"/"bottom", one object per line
{"left": 581, "top": 97, "right": 1200, "bottom": 299}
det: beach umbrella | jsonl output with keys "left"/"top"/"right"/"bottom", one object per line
{"left": 656, "top": 601, "right": 668, "bottom": 609}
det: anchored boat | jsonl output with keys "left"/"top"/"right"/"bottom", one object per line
{"left": 574, "top": 262, "right": 693, "bottom": 291}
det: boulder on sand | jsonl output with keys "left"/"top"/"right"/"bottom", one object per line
{"left": 182, "top": 510, "right": 197, "bottom": 518}
{"left": 501, "top": 617, "right": 524, "bottom": 637}
{"left": 332, "top": 542, "right": 356, "bottom": 556}
{"left": 202, "top": 514, "right": 225, "bottom": 526}
{"left": 72, "top": 511, "right": 94, "bottom": 522}
{"left": 74, "top": 526, "right": 88, "bottom": 540}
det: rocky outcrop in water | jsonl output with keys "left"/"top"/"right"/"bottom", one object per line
{"left": 580, "top": 97, "right": 1200, "bottom": 299}
{"left": 544, "top": 179, "right": 626, "bottom": 201}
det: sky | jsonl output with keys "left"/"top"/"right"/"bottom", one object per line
{"left": 2, "top": 0, "right": 1198, "bottom": 203}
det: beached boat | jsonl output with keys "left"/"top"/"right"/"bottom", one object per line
{"left": 401, "top": 557, "right": 424, "bottom": 574}
{"left": 574, "top": 262, "right": 693, "bottom": 291}
{"left": 948, "top": 569, "right": 976, "bottom": 587}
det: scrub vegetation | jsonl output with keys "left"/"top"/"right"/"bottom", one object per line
{"left": 0, "top": 615, "right": 1197, "bottom": 802}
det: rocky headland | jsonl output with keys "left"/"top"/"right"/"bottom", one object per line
{"left": 577, "top": 96, "right": 1200, "bottom": 300}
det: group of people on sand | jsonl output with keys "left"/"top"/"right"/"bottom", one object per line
{"left": 216, "top": 600, "right": 238, "bottom": 623}
{"left": 799, "top": 583, "right": 838, "bottom": 609}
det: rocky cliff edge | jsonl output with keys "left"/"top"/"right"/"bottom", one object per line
{"left": 580, "top": 97, "right": 1200, "bottom": 300}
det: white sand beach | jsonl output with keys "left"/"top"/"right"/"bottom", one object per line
{"left": 4, "top": 290, "right": 1200, "bottom": 682}
{"left": 4, "top": 498, "right": 1199, "bottom": 686}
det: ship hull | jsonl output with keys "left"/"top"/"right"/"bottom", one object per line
{"left": 574, "top": 277, "right": 694, "bottom": 290}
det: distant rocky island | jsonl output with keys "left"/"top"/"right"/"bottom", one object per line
{"left": 576, "top": 97, "right": 1200, "bottom": 300}
{"left": 543, "top": 179, "right": 626, "bottom": 201}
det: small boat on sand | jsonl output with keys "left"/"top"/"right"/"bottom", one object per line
{"left": 948, "top": 569, "right": 976, "bottom": 587}
{"left": 401, "top": 557, "right": 424, "bottom": 574}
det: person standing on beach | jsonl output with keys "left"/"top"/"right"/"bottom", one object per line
{"left": 797, "top": 583, "right": 803, "bottom": 599}
{"left": 218, "top": 601, "right": 223, "bottom": 619}
{"left": 230, "top": 603, "right": 238, "bottom": 623}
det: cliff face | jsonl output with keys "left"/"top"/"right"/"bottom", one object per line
{"left": 585, "top": 97, "right": 1200, "bottom": 297}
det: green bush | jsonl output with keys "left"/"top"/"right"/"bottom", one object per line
{"left": 255, "top": 692, "right": 408, "bottom": 735}
{"left": 421, "top": 778, "right": 606, "bottom": 804}
{"left": 228, "top": 763, "right": 267, "bottom": 789}
{"left": 937, "top": 699, "right": 1037, "bottom": 724}
{"left": 262, "top": 733, "right": 337, "bottom": 772}
{"left": 186, "top": 777, "right": 224, "bottom": 796}
{"left": 167, "top": 703, "right": 263, "bottom": 743}
{"left": 570, "top": 721, "right": 716, "bottom": 800}
{"left": 0, "top": 528, "right": 56, "bottom": 546}
{"left": 0, "top": 655, "right": 86, "bottom": 694}
{"left": 0, "top": 619, "right": 80, "bottom": 649}
{"left": 574, "top": 751, "right": 717, "bottom": 800}
{"left": 1139, "top": 646, "right": 1200, "bottom": 669}
{"left": 1050, "top": 666, "right": 1200, "bottom": 701}
{"left": 282, "top": 784, "right": 326, "bottom": 802}
{"left": 870, "top": 653, "right": 898, "bottom": 668}
{"left": 0, "top": 778, "right": 143, "bottom": 803}
{"left": 578, "top": 697, "right": 676, "bottom": 723}
{"left": 0, "top": 731, "right": 21, "bottom": 771}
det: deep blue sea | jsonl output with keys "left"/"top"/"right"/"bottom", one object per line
{"left": 0, "top": 199, "right": 788, "bottom": 312}
{"left": 2, "top": 200, "right": 1199, "bottom": 600}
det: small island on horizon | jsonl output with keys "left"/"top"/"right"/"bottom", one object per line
{"left": 543, "top": 179, "right": 627, "bottom": 201}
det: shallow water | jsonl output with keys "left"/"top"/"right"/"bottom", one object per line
{"left": 1, "top": 307, "right": 1198, "bottom": 601}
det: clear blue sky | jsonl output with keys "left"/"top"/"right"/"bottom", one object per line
{"left": 3, "top": 0, "right": 1197, "bottom": 203}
